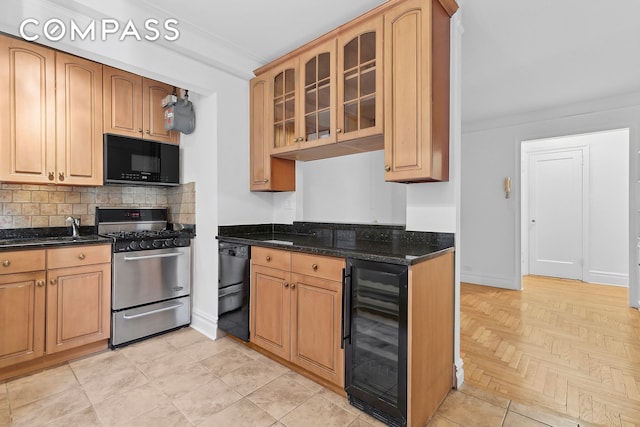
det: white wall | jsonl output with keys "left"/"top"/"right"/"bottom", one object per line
{"left": 521, "top": 129, "right": 629, "bottom": 286}
{"left": 298, "top": 151, "right": 406, "bottom": 224}
{"left": 461, "top": 99, "right": 640, "bottom": 308}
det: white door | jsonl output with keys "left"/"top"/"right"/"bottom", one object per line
{"left": 529, "top": 150, "right": 583, "bottom": 279}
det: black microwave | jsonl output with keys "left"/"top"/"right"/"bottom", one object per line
{"left": 104, "top": 134, "right": 180, "bottom": 186}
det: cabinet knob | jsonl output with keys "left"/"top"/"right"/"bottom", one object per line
{"left": 266, "top": 256, "right": 271, "bottom": 262}
{"left": 336, "top": 128, "right": 342, "bottom": 134}
{"left": 138, "top": 128, "right": 143, "bottom": 133}
{"left": 290, "top": 283, "right": 296, "bottom": 289}
{"left": 78, "top": 253, "right": 86, "bottom": 260}
{"left": 384, "top": 165, "right": 391, "bottom": 172}
{"left": 50, "top": 278, "right": 57, "bottom": 285}
{"left": 145, "top": 130, "right": 150, "bottom": 134}
{"left": 48, "top": 171, "right": 55, "bottom": 181}
{"left": 312, "top": 263, "right": 318, "bottom": 271}
{"left": 2, "top": 260, "right": 10, "bottom": 267}
{"left": 283, "top": 282, "right": 289, "bottom": 288}
{"left": 58, "top": 172, "right": 65, "bottom": 181}
{"left": 36, "top": 280, "right": 45, "bottom": 287}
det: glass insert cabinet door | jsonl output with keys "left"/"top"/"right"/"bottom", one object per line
{"left": 301, "top": 41, "right": 336, "bottom": 145}
{"left": 344, "top": 258, "right": 408, "bottom": 426}
{"left": 272, "top": 63, "right": 298, "bottom": 149}
{"left": 337, "top": 18, "right": 383, "bottom": 141}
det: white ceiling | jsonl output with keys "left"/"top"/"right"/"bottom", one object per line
{"left": 146, "top": 0, "right": 640, "bottom": 125}
{"left": 5, "top": 0, "right": 640, "bottom": 126}
{"left": 461, "top": 0, "right": 640, "bottom": 125}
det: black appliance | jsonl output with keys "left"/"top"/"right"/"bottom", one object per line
{"left": 104, "top": 133, "right": 180, "bottom": 186}
{"left": 217, "top": 242, "right": 250, "bottom": 341}
{"left": 96, "top": 208, "right": 192, "bottom": 347}
{"left": 343, "top": 258, "right": 409, "bottom": 427}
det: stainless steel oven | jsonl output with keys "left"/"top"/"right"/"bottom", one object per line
{"left": 97, "top": 208, "right": 192, "bottom": 347}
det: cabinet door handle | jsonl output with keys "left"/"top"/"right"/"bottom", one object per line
{"left": 78, "top": 253, "right": 86, "bottom": 260}
{"left": 50, "top": 278, "right": 57, "bottom": 285}
{"left": 336, "top": 128, "right": 342, "bottom": 133}
{"left": 58, "top": 172, "right": 65, "bottom": 181}
{"left": 290, "top": 283, "right": 296, "bottom": 289}
{"left": 2, "top": 260, "right": 10, "bottom": 267}
{"left": 145, "top": 130, "right": 150, "bottom": 134}
{"left": 384, "top": 165, "right": 391, "bottom": 172}
{"left": 266, "top": 256, "right": 271, "bottom": 262}
{"left": 48, "top": 171, "right": 55, "bottom": 181}
{"left": 312, "top": 263, "right": 318, "bottom": 271}
{"left": 36, "top": 280, "right": 45, "bottom": 287}
{"left": 255, "top": 179, "right": 270, "bottom": 184}
{"left": 138, "top": 128, "right": 143, "bottom": 133}
{"left": 283, "top": 282, "right": 289, "bottom": 288}
{"left": 342, "top": 267, "right": 352, "bottom": 347}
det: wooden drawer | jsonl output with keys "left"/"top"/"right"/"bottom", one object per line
{"left": 47, "top": 244, "right": 111, "bottom": 269}
{"left": 251, "top": 246, "right": 291, "bottom": 270}
{"left": 0, "top": 250, "right": 46, "bottom": 275}
{"left": 292, "top": 252, "right": 345, "bottom": 281}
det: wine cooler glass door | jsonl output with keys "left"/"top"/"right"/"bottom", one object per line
{"left": 344, "top": 259, "right": 408, "bottom": 425}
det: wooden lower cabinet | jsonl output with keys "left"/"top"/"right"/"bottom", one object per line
{"left": 46, "top": 263, "right": 111, "bottom": 354}
{"left": 0, "top": 244, "right": 111, "bottom": 379}
{"left": 251, "top": 265, "right": 290, "bottom": 360}
{"left": 0, "top": 271, "right": 46, "bottom": 369}
{"left": 250, "top": 247, "right": 345, "bottom": 387}
{"left": 290, "top": 273, "right": 344, "bottom": 386}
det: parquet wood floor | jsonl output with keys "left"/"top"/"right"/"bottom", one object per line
{"left": 461, "top": 276, "right": 640, "bottom": 427}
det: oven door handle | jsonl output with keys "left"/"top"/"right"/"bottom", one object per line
{"left": 123, "top": 252, "right": 184, "bottom": 261}
{"left": 122, "top": 301, "right": 185, "bottom": 319}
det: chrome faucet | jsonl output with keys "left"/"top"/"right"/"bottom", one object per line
{"left": 65, "top": 216, "right": 80, "bottom": 238}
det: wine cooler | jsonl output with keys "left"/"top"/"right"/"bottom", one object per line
{"left": 343, "top": 258, "right": 409, "bottom": 427}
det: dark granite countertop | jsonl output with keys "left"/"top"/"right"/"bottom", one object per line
{"left": 218, "top": 222, "right": 454, "bottom": 265}
{"left": 0, "top": 226, "right": 112, "bottom": 252}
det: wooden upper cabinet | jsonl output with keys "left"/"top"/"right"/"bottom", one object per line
{"left": 0, "top": 36, "right": 102, "bottom": 186}
{"left": 103, "top": 66, "right": 179, "bottom": 144}
{"left": 270, "top": 58, "right": 301, "bottom": 156}
{"left": 298, "top": 40, "right": 337, "bottom": 149}
{"left": 103, "top": 66, "right": 142, "bottom": 139}
{"left": 250, "top": 74, "right": 295, "bottom": 192}
{"left": 383, "top": 0, "right": 454, "bottom": 182}
{"left": 143, "top": 78, "right": 179, "bottom": 144}
{"left": 248, "top": 0, "right": 457, "bottom": 185}
{"left": 337, "top": 16, "right": 384, "bottom": 142}
{"left": 55, "top": 52, "right": 103, "bottom": 186}
{"left": 0, "top": 36, "right": 56, "bottom": 184}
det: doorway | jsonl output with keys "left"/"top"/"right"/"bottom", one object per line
{"left": 521, "top": 128, "right": 629, "bottom": 286}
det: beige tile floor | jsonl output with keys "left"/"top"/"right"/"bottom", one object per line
{"left": 0, "top": 327, "right": 592, "bottom": 426}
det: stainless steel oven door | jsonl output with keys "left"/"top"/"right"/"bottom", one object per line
{"left": 112, "top": 247, "right": 191, "bottom": 310}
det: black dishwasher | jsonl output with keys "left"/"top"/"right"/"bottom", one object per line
{"left": 218, "top": 242, "right": 250, "bottom": 341}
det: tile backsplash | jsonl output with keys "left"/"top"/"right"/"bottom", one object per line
{"left": 0, "top": 182, "right": 195, "bottom": 229}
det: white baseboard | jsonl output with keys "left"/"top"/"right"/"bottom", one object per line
{"left": 586, "top": 270, "right": 629, "bottom": 287}
{"left": 454, "top": 358, "right": 465, "bottom": 389}
{"left": 190, "top": 308, "right": 219, "bottom": 341}
{"left": 460, "top": 272, "right": 519, "bottom": 290}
